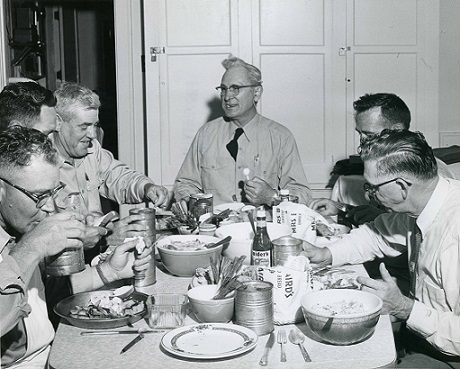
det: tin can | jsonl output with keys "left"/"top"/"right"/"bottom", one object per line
{"left": 272, "top": 236, "right": 303, "bottom": 266}
{"left": 234, "top": 280, "right": 274, "bottom": 336}
{"left": 45, "top": 248, "right": 85, "bottom": 276}
{"left": 129, "top": 208, "right": 156, "bottom": 287}
{"left": 189, "top": 193, "right": 213, "bottom": 220}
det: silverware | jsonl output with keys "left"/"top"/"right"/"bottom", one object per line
{"left": 288, "top": 329, "right": 311, "bottom": 362}
{"left": 259, "top": 332, "right": 275, "bottom": 366}
{"left": 120, "top": 333, "right": 144, "bottom": 354}
{"left": 205, "top": 235, "right": 232, "bottom": 249}
{"left": 81, "top": 328, "right": 163, "bottom": 336}
{"left": 330, "top": 201, "right": 348, "bottom": 213}
{"left": 277, "top": 328, "right": 287, "bottom": 362}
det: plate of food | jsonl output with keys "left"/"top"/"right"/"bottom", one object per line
{"left": 161, "top": 323, "right": 258, "bottom": 360}
{"left": 54, "top": 289, "right": 148, "bottom": 329}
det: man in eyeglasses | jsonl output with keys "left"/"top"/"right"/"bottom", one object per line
{"left": 0, "top": 126, "right": 151, "bottom": 368}
{"left": 305, "top": 129, "right": 460, "bottom": 368}
{"left": 174, "top": 55, "right": 312, "bottom": 209}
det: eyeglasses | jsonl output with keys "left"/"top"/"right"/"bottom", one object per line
{"left": 215, "top": 84, "right": 260, "bottom": 96}
{"left": 363, "top": 177, "right": 411, "bottom": 198}
{"left": 0, "top": 177, "right": 66, "bottom": 209}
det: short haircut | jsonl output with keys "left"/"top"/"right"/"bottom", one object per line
{"left": 0, "top": 82, "right": 56, "bottom": 132}
{"left": 221, "top": 55, "right": 263, "bottom": 85}
{"left": 353, "top": 93, "right": 411, "bottom": 129}
{"left": 0, "top": 126, "right": 58, "bottom": 173}
{"left": 55, "top": 81, "right": 100, "bottom": 122}
{"left": 360, "top": 129, "right": 438, "bottom": 180}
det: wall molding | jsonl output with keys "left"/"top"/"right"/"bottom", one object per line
{"left": 440, "top": 132, "right": 460, "bottom": 147}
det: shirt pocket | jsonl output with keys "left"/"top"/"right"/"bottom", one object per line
{"left": 200, "top": 156, "right": 234, "bottom": 191}
{"left": 254, "top": 159, "right": 279, "bottom": 186}
{"left": 420, "top": 278, "right": 446, "bottom": 310}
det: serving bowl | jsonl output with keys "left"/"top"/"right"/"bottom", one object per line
{"left": 54, "top": 290, "right": 148, "bottom": 329}
{"left": 215, "top": 222, "right": 292, "bottom": 264}
{"left": 187, "top": 284, "right": 234, "bottom": 323}
{"left": 300, "top": 289, "right": 382, "bottom": 345}
{"left": 156, "top": 235, "right": 226, "bottom": 277}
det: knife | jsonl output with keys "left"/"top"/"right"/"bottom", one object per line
{"left": 259, "top": 332, "right": 275, "bottom": 366}
{"left": 120, "top": 333, "right": 144, "bottom": 354}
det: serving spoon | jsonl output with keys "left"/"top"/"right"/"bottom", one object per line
{"left": 205, "top": 235, "right": 232, "bottom": 249}
{"left": 288, "top": 329, "right": 311, "bottom": 362}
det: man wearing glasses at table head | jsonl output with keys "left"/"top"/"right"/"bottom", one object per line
{"left": 174, "top": 55, "right": 312, "bottom": 210}
{"left": 305, "top": 129, "right": 460, "bottom": 368}
{"left": 0, "top": 126, "right": 152, "bottom": 368}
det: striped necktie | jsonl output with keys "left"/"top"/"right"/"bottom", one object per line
{"left": 226, "top": 128, "right": 244, "bottom": 161}
{"left": 409, "top": 222, "right": 422, "bottom": 298}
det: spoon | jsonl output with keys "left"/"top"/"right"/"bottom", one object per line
{"left": 205, "top": 235, "right": 232, "bottom": 249}
{"left": 288, "top": 329, "right": 311, "bottom": 362}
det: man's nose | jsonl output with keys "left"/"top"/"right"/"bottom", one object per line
{"left": 86, "top": 125, "right": 98, "bottom": 139}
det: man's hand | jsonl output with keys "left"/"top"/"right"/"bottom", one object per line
{"left": 14, "top": 212, "right": 87, "bottom": 260}
{"left": 144, "top": 183, "right": 169, "bottom": 208}
{"left": 244, "top": 177, "right": 276, "bottom": 206}
{"left": 106, "top": 238, "right": 153, "bottom": 280}
{"left": 357, "top": 263, "right": 414, "bottom": 320}
{"left": 105, "top": 214, "right": 152, "bottom": 246}
{"left": 302, "top": 241, "right": 333, "bottom": 268}
{"left": 347, "top": 205, "right": 385, "bottom": 225}
{"left": 309, "top": 198, "right": 340, "bottom": 216}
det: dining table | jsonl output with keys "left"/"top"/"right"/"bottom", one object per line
{"left": 48, "top": 258, "right": 397, "bottom": 369}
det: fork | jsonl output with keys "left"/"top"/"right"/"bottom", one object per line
{"left": 277, "top": 328, "right": 287, "bottom": 362}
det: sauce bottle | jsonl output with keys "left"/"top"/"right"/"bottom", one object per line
{"left": 251, "top": 207, "right": 273, "bottom": 266}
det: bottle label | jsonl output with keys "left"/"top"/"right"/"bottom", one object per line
{"left": 252, "top": 250, "right": 271, "bottom": 266}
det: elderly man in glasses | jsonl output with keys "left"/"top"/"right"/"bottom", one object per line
{"left": 174, "top": 55, "right": 312, "bottom": 209}
{"left": 305, "top": 129, "right": 460, "bottom": 368}
{"left": 0, "top": 126, "right": 151, "bottom": 368}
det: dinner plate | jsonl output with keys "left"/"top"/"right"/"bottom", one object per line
{"left": 213, "top": 202, "right": 245, "bottom": 215}
{"left": 161, "top": 323, "right": 258, "bottom": 360}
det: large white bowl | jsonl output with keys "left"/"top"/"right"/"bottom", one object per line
{"left": 301, "top": 289, "right": 382, "bottom": 345}
{"left": 215, "top": 222, "right": 292, "bottom": 264}
{"left": 156, "top": 235, "right": 226, "bottom": 277}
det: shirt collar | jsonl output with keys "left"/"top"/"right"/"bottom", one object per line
{"left": 417, "top": 176, "right": 449, "bottom": 237}
{"left": 0, "top": 226, "right": 14, "bottom": 254}
{"left": 228, "top": 113, "right": 261, "bottom": 142}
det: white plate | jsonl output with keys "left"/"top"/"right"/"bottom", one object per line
{"left": 161, "top": 323, "right": 258, "bottom": 360}
{"left": 213, "top": 203, "right": 245, "bottom": 214}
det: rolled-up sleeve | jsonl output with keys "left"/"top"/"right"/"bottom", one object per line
{"left": 0, "top": 254, "right": 31, "bottom": 334}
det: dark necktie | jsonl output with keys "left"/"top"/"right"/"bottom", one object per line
{"left": 409, "top": 222, "right": 422, "bottom": 298}
{"left": 226, "top": 128, "right": 244, "bottom": 161}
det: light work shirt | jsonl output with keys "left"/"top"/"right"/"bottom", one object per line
{"left": 327, "top": 177, "right": 460, "bottom": 357}
{"left": 174, "top": 114, "right": 312, "bottom": 205}
{"left": 0, "top": 227, "right": 54, "bottom": 368}
{"left": 51, "top": 137, "right": 155, "bottom": 214}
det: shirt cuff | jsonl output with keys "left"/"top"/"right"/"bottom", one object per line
{"left": 406, "top": 300, "right": 438, "bottom": 337}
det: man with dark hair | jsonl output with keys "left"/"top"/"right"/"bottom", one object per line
{"left": 306, "top": 129, "right": 460, "bottom": 368}
{"left": 0, "top": 126, "right": 150, "bottom": 367}
{"left": 174, "top": 55, "right": 312, "bottom": 208}
{"left": 0, "top": 82, "right": 57, "bottom": 135}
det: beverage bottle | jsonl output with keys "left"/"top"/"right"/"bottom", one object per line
{"left": 251, "top": 207, "right": 273, "bottom": 267}
{"left": 279, "top": 189, "right": 290, "bottom": 202}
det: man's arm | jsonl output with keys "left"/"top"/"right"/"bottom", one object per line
{"left": 173, "top": 131, "right": 204, "bottom": 204}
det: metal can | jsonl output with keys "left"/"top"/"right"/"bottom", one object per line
{"left": 272, "top": 236, "right": 303, "bottom": 266}
{"left": 234, "top": 280, "right": 274, "bottom": 336}
{"left": 45, "top": 248, "right": 85, "bottom": 276}
{"left": 129, "top": 208, "right": 157, "bottom": 287}
{"left": 189, "top": 193, "right": 213, "bottom": 220}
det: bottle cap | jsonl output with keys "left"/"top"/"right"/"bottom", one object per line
{"left": 280, "top": 189, "right": 289, "bottom": 196}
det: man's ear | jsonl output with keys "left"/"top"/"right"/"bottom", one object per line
{"left": 397, "top": 178, "right": 411, "bottom": 200}
{"left": 254, "top": 85, "right": 263, "bottom": 103}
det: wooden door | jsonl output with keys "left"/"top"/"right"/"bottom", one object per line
{"left": 143, "top": 0, "right": 439, "bottom": 194}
